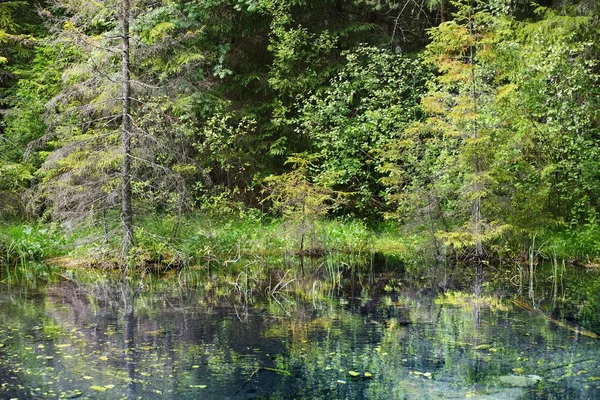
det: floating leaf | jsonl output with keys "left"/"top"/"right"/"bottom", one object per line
{"left": 90, "top": 386, "right": 107, "bottom": 392}
{"left": 423, "top": 372, "right": 432, "bottom": 379}
{"left": 364, "top": 372, "right": 373, "bottom": 378}
{"left": 348, "top": 371, "right": 360, "bottom": 377}
{"left": 63, "top": 389, "right": 83, "bottom": 398}
{"left": 56, "top": 344, "right": 72, "bottom": 348}
{"left": 192, "top": 365, "right": 200, "bottom": 369}
{"left": 104, "top": 384, "right": 115, "bottom": 389}
{"left": 336, "top": 380, "right": 346, "bottom": 384}
{"left": 98, "top": 356, "right": 108, "bottom": 361}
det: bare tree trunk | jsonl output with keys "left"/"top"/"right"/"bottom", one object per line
{"left": 469, "top": 26, "right": 483, "bottom": 261}
{"left": 440, "top": 0, "right": 446, "bottom": 23}
{"left": 121, "top": 0, "right": 134, "bottom": 261}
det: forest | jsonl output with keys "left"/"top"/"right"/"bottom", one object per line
{"left": 2, "top": 1, "right": 600, "bottom": 398}
{"left": 1, "top": 0, "right": 599, "bottom": 269}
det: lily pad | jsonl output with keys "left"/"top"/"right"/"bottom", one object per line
{"left": 63, "top": 389, "right": 83, "bottom": 398}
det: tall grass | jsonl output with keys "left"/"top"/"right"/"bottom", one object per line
{"left": 0, "top": 222, "right": 66, "bottom": 266}
{"left": 541, "top": 223, "right": 600, "bottom": 264}
{"left": 0, "top": 212, "right": 446, "bottom": 296}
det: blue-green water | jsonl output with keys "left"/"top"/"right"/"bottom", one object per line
{"left": 1, "top": 264, "right": 599, "bottom": 399}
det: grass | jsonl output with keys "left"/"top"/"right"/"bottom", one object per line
{"left": 0, "top": 212, "right": 415, "bottom": 279}
{"left": 518, "top": 223, "right": 600, "bottom": 266}
{"left": 6, "top": 209, "right": 599, "bottom": 288}
{"left": 0, "top": 221, "right": 68, "bottom": 267}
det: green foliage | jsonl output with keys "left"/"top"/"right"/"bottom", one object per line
{"left": 540, "top": 221, "right": 600, "bottom": 263}
{"left": 0, "top": 0, "right": 39, "bottom": 76}
{"left": 0, "top": 222, "right": 66, "bottom": 267}
{"left": 1, "top": 0, "right": 599, "bottom": 265}
{"left": 496, "top": 9, "right": 600, "bottom": 227}
{"left": 193, "top": 105, "right": 261, "bottom": 194}
{"left": 17, "top": 0, "right": 217, "bottom": 226}
{"left": 300, "top": 46, "right": 429, "bottom": 216}
{"left": 384, "top": 0, "right": 506, "bottom": 257}
{"left": 263, "top": 153, "right": 346, "bottom": 253}
{"left": 383, "top": 0, "right": 600, "bottom": 259}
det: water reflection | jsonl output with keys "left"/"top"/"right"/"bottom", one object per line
{"left": 0, "top": 264, "right": 599, "bottom": 399}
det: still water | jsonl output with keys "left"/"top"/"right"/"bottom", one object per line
{"left": 0, "top": 263, "right": 599, "bottom": 399}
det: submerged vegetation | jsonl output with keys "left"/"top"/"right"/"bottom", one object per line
{"left": 1, "top": 256, "right": 600, "bottom": 399}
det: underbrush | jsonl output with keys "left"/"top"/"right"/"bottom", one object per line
{"left": 537, "top": 223, "right": 600, "bottom": 266}
{"left": 0, "top": 221, "right": 68, "bottom": 267}
{"left": 1, "top": 213, "right": 413, "bottom": 275}
{"left": 5, "top": 211, "right": 599, "bottom": 280}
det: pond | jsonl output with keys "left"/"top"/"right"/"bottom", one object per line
{"left": 0, "top": 261, "right": 599, "bottom": 399}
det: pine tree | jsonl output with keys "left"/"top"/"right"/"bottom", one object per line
{"left": 26, "top": 0, "right": 208, "bottom": 261}
{"left": 392, "top": 0, "right": 508, "bottom": 259}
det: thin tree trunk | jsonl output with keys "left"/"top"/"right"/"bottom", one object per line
{"left": 440, "top": 0, "right": 446, "bottom": 23}
{"left": 469, "top": 24, "right": 483, "bottom": 260}
{"left": 121, "top": 0, "right": 134, "bottom": 261}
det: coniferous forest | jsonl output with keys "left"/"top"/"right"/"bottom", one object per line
{"left": 1, "top": 0, "right": 599, "bottom": 267}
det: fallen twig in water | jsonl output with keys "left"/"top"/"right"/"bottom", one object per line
{"left": 512, "top": 299, "right": 599, "bottom": 339}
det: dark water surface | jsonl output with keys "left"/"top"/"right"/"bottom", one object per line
{"left": 1, "top": 263, "right": 600, "bottom": 399}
